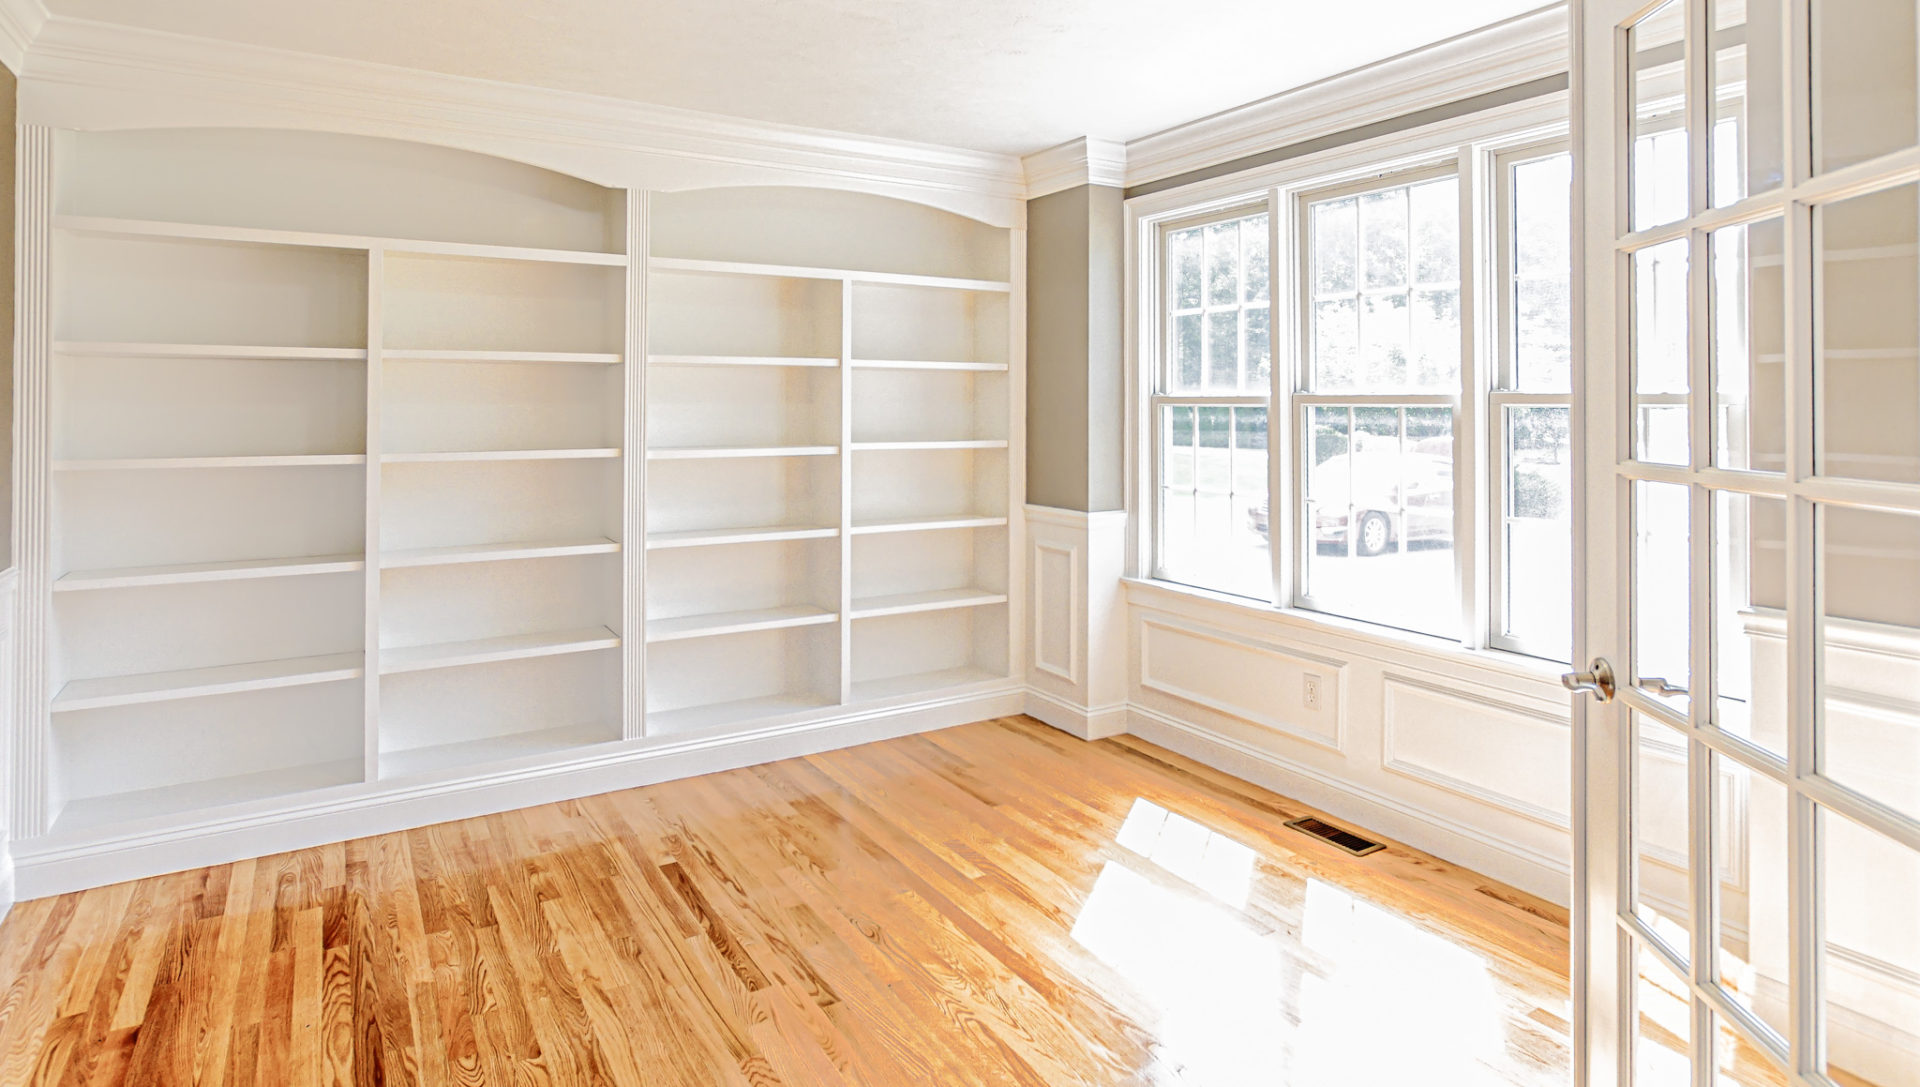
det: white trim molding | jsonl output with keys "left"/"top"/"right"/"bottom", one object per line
{"left": 1023, "top": 506, "right": 1129, "bottom": 740}
{"left": 1122, "top": 4, "right": 1569, "bottom": 186}
{"left": 0, "top": 0, "right": 46, "bottom": 75}
{"left": 1022, "top": 137, "right": 1128, "bottom": 200}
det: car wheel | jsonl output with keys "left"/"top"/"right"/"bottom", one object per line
{"left": 1355, "top": 511, "right": 1392, "bottom": 557}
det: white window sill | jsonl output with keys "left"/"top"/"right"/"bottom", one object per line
{"left": 1121, "top": 575, "right": 1572, "bottom": 687}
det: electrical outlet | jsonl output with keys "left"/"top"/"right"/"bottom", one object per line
{"left": 1303, "top": 674, "right": 1322, "bottom": 711}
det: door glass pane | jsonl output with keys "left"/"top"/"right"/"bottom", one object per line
{"left": 1513, "top": 152, "right": 1575, "bottom": 392}
{"left": 1635, "top": 714, "right": 1694, "bottom": 959}
{"left": 1818, "top": 504, "right": 1920, "bottom": 823}
{"left": 1635, "top": 239, "right": 1692, "bottom": 465}
{"left": 1157, "top": 406, "right": 1269, "bottom": 601}
{"left": 1817, "top": 183, "right": 1920, "bottom": 484}
{"left": 1710, "top": 1010, "right": 1789, "bottom": 1085}
{"left": 1712, "top": 220, "right": 1786, "bottom": 473}
{"left": 1819, "top": 806, "right": 1920, "bottom": 1087}
{"left": 1637, "top": 943, "right": 1695, "bottom": 1085}
{"left": 1300, "top": 405, "right": 1456, "bottom": 637}
{"left": 1632, "top": 0, "right": 1690, "bottom": 231}
{"left": 1713, "top": 492, "right": 1787, "bottom": 757}
{"left": 1635, "top": 480, "right": 1693, "bottom": 711}
{"left": 1502, "top": 405, "right": 1573, "bottom": 660}
{"left": 1711, "top": 0, "right": 1786, "bottom": 207}
{"left": 1814, "top": 0, "right": 1919, "bottom": 174}
{"left": 1713, "top": 754, "right": 1790, "bottom": 1046}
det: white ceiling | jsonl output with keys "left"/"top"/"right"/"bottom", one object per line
{"left": 49, "top": 0, "right": 1553, "bottom": 157}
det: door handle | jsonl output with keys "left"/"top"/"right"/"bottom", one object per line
{"left": 1561, "top": 658, "right": 1616, "bottom": 702}
{"left": 1634, "top": 676, "right": 1689, "bottom": 698}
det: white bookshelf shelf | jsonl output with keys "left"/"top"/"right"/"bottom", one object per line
{"left": 645, "top": 524, "right": 841, "bottom": 550}
{"left": 852, "top": 440, "right": 1009, "bottom": 452}
{"left": 50, "top": 759, "right": 366, "bottom": 836}
{"left": 383, "top": 349, "right": 621, "bottom": 365}
{"left": 379, "top": 627, "right": 621, "bottom": 675}
{"left": 646, "top": 445, "right": 838, "bottom": 461}
{"left": 849, "top": 667, "right": 1004, "bottom": 705}
{"left": 379, "top": 724, "right": 619, "bottom": 780}
{"left": 54, "top": 454, "right": 366, "bottom": 471}
{"left": 850, "top": 514, "right": 1009, "bottom": 535}
{"left": 52, "top": 652, "right": 366, "bottom": 713}
{"left": 849, "top": 588, "right": 1008, "bottom": 619}
{"left": 55, "top": 214, "right": 629, "bottom": 266}
{"left": 647, "top": 694, "right": 836, "bottom": 735}
{"left": 850, "top": 359, "right": 1008, "bottom": 372}
{"left": 55, "top": 342, "right": 369, "bottom": 361}
{"left": 645, "top": 605, "right": 837, "bottom": 643}
{"left": 380, "top": 448, "right": 620, "bottom": 464}
{"left": 647, "top": 354, "right": 839, "bottom": 369}
{"left": 380, "top": 538, "right": 619, "bottom": 569}
{"left": 55, "top": 553, "right": 366, "bottom": 592}
{"left": 649, "top": 256, "right": 1011, "bottom": 293}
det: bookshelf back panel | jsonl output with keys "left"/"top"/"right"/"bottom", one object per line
{"left": 852, "top": 283, "right": 1007, "bottom": 364}
{"left": 383, "top": 360, "right": 619, "bottom": 454}
{"left": 384, "top": 254, "right": 623, "bottom": 354}
{"left": 647, "top": 366, "right": 838, "bottom": 449}
{"left": 851, "top": 527, "right": 1007, "bottom": 598}
{"left": 379, "top": 653, "right": 620, "bottom": 753}
{"left": 850, "top": 605, "right": 1007, "bottom": 683}
{"left": 55, "top": 574, "right": 364, "bottom": 681}
{"left": 644, "top": 457, "right": 838, "bottom": 534}
{"left": 852, "top": 369, "right": 1007, "bottom": 444}
{"left": 56, "top": 356, "right": 367, "bottom": 459}
{"left": 52, "top": 683, "right": 364, "bottom": 804}
{"left": 852, "top": 448, "right": 1007, "bottom": 522}
{"left": 380, "top": 460, "right": 618, "bottom": 550}
{"left": 56, "top": 468, "right": 366, "bottom": 572}
{"left": 54, "top": 235, "right": 369, "bottom": 348}
{"left": 647, "top": 272, "right": 841, "bottom": 358}
{"left": 644, "top": 626, "right": 837, "bottom": 713}
{"left": 380, "top": 557, "right": 618, "bottom": 648}
{"left": 646, "top": 539, "right": 838, "bottom": 620}
{"left": 57, "top": 128, "right": 624, "bottom": 253}
{"left": 650, "top": 187, "right": 1008, "bottom": 282}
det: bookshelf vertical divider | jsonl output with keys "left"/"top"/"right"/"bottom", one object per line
{"left": 837, "top": 277, "right": 856, "bottom": 704}
{"left": 625, "top": 192, "right": 649, "bottom": 741}
{"left": 362, "top": 249, "right": 385, "bottom": 781}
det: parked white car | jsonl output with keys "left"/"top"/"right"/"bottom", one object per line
{"left": 1248, "top": 446, "right": 1454, "bottom": 557}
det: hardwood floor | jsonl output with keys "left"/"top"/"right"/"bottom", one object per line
{"left": 0, "top": 715, "right": 1580, "bottom": 1086}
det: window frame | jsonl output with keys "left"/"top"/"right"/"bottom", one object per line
{"left": 1126, "top": 96, "right": 1574, "bottom": 663}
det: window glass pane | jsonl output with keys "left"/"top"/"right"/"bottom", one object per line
{"left": 1712, "top": 493, "right": 1787, "bottom": 758}
{"left": 1817, "top": 504, "right": 1920, "bottom": 824}
{"left": 1635, "top": 712, "right": 1694, "bottom": 961}
{"left": 1360, "top": 187, "right": 1408, "bottom": 290}
{"left": 1814, "top": 0, "right": 1918, "bottom": 174}
{"left": 1513, "top": 152, "right": 1574, "bottom": 393}
{"left": 1634, "top": 238, "right": 1691, "bottom": 465}
{"left": 1244, "top": 307, "right": 1270, "bottom": 392}
{"left": 1205, "top": 220, "right": 1239, "bottom": 306}
{"left": 1314, "top": 299, "right": 1359, "bottom": 391}
{"left": 1313, "top": 198, "right": 1357, "bottom": 294}
{"left": 1409, "top": 178, "right": 1459, "bottom": 283}
{"left": 1817, "top": 183, "right": 1920, "bottom": 484}
{"left": 1712, "top": 0, "right": 1785, "bottom": 206}
{"left": 1819, "top": 806, "right": 1920, "bottom": 1087}
{"left": 1311, "top": 178, "right": 1458, "bottom": 394}
{"left": 1636, "top": 942, "right": 1694, "bottom": 1086}
{"left": 1502, "top": 406, "right": 1572, "bottom": 660}
{"left": 1300, "top": 405, "right": 1456, "bottom": 637}
{"left": 1714, "top": 754, "right": 1790, "bottom": 1048}
{"left": 1710, "top": 1009, "right": 1788, "bottom": 1086}
{"left": 1241, "top": 216, "right": 1269, "bottom": 304}
{"left": 1411, "top": 288, "right": 1460, "bottom": 390}
{"left": 1631, "top": 1, "right": 1689, "bottom": 230}
{"left": 1171, "top": 227, "right": 1203, "bottom": 310}
{"left": 1207, "top": 310, "right": 1239, "bottom": 392}
{"left": 1360, "top": 292, "right": 1411, "bottom": 387}
{"left": 1713, "top": 219, "right": 1786, "bottom": 473}
{"left": 1171, "top": 313, "right": 1202, "bottom": 392}
{"left": 1156, "top": 405, "right": 1269, "bottom": 600}
{"left": 1634, "top": 480, "right": 1692, "bottom": 713}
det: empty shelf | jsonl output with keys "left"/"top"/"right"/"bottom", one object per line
{"left": 381, "top": 448, "right": 620, "bottom": 463}
{"left": 379, "top": 724, "right": 619, "bottom": 780}
{"left": 645, "top": 524, "right": 839, "bottom": 550}
{"left": 850, "top": 514, "right": 1008, "bottom": 535}
{"left": 54, "top": 454, "right": 366, "bottom": 471}
{"left": 645, "top": 605, "right": 837, "bottom": 643}
{"left": 55, "top": 553, "right": 365, "bottom": 592}
{"left": 850, "top": 667, "right": 1005, "bottom": 704}
{"left": 649, "top": 256, "right": 1010, "bottom": 293}
{"left": 55, "top": 341, "right": 368, "bottom": 361}
{"left": 383, "top": 349, "right": 620, "bottom": 364}
{"left": 646, "top": 445, "right": 837, "bottom": 460}
{"left": 646, "top": 694, "right": 836, "bottom": 735}
{"left": 852, "top": 440, "right": 1008, "bottom": 451}
{"left": 56, "top": 214, "right": 627, "bottom": 266}
{"left": 50, "top": 759, "right": 366, "bottom": 836}
{"left": 53, "top": 652, "right": 366, "bottom": 713}
{"left": 849, "top": 588, "right": 1007, "bottom": 619}
{"left": 380, "top": 627, "right": 620, "bottom": 675}
{"left": 648, "top": 354, "right": 838, "bottom": 369}
{"left": 381, "top": 538, "right": 619, "bottom": 569}
{"left": 851, "top": 359, "right": 1008, "bottom": 372}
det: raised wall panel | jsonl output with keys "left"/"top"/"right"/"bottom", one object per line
{"left": 1380, "top": 673, "right": 1571, "bottom": 827}
{"left": 1137, "top": 618, "right": 1344, "bottom": 751}
{"left": 1032, "top": 540, "right": 1077, "bottom": 684}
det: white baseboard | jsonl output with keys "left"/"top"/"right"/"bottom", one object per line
{"left": 13, "top": 687, "right": 1023, "bottom": 899}
{"left": 1024, "top": 687, "right": 1128, "bottom": 741}
{"left": 1125, "top": 704, "right": 1571, "bottom": 906}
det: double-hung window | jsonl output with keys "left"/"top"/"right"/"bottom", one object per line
{"left": 1144, "top": 128, "right": 1574, "bottom": 662}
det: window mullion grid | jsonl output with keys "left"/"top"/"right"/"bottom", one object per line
{"left": 1459, "top": 142, "right": 1487, "bottom": 651}
{"left": 1270, "top": 189, "right": 1291, "bottom": 607}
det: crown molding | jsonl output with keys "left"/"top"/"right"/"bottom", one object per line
{"left": 0, "top": 0, "right": 46, "bottom": 74}
{"left": 1124, "top": 3, "right": 1570, "bottom": 187}
{"left": 1022, "top": 137, "right": 1128, "bottom": 200}
{"left": 16, "top": 16, "right": 1029, "bottom": 225}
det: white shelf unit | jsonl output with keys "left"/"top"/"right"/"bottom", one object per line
{"left": 38, "top": 128, "right": 633, "bottom": 833}
{"left": 644, "top": 188, "right": 1016, "bottom": 730}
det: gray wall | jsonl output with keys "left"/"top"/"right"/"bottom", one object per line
{"left": 1026, "top": 183, "right": 1124, "bottom": 512}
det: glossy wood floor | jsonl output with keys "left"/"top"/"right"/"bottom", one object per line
{"left": 0, "top": 716, "right": 1582, "bottom": 1086}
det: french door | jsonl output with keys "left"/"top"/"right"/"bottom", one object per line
{"left": 1575, "top": 1, "right": 1920, "bottom": 1085}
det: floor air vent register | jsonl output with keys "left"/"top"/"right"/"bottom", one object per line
{"left": 1284, "top": 816, "right": 1385, "bottom": 856}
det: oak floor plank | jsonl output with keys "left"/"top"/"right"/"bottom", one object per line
{"left": 0, "top": 716, "right": 1586, "bottom": 1086}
